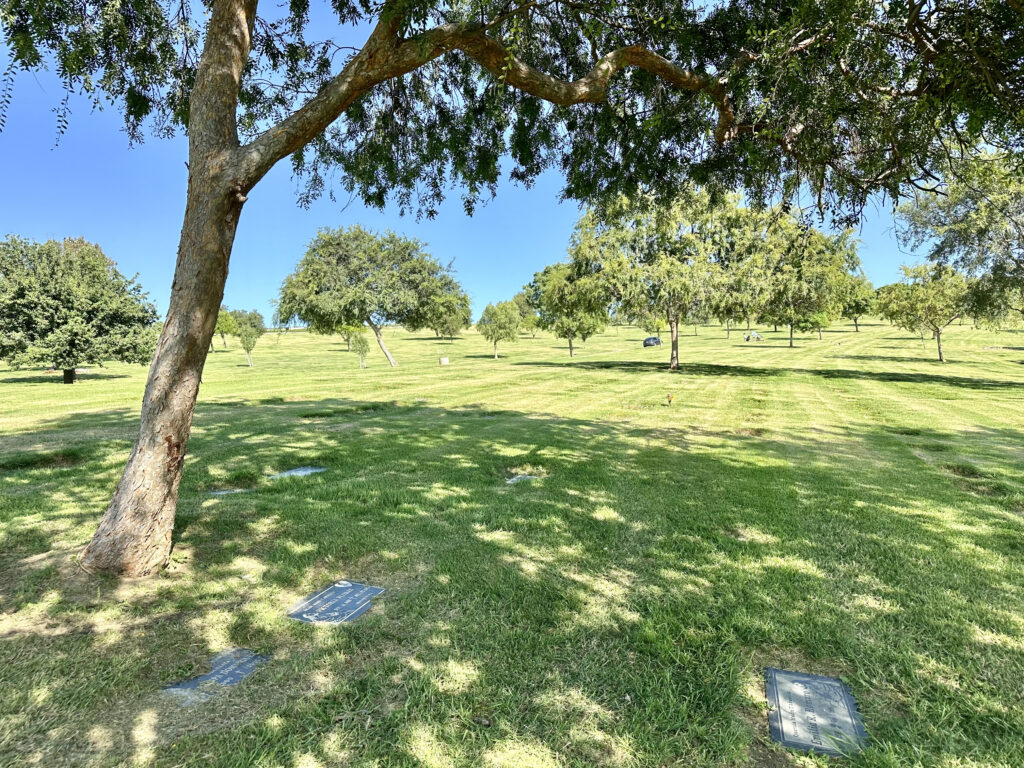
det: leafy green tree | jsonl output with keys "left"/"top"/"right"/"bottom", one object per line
{"left": 840, "top": 273, "right": 875, "bottom": 331}
{"left": 477, "top": 301, "right": 521, "bottom": 358}
{"left": 338, "top": 324, "right": 365, "bottom": 352}
{"left": 231, "top": 310, "right": 265, "bottom": 366}
{"left": 897, "top": 151, "right": 1024, "bottom": 321}
{"left": 352, "top": 332, "right": 370, "bottom": 368}
{"left": 0, "top": 237, "right": 157, "bottom": 383}
{"left": 875, "top": 265, "right": 970, "bottom": 362}
{"left": 214, "top": 307, "right": 237, "bottom": 348}
{"left": 421, "top": 286, "right": 472, "bottom": 341}
{"left": 279, "top": 226, "right": 456, "bottom": 367}
{"left": 528, "top": 263, "right": 608, "bottom": 358}
{"left": 512, "top": 291, "right": 540, "bottom": 338}
{"left": 577, "top": 190, "right": 721, "bottom": 369}
{"left": 761, "top": 218, "right": 857, "bottom": 347}
{"left": 23, "top": 0, "right": 1019, "bottom": 574}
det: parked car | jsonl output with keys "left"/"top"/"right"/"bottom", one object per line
{"left": 643, "top": 336, "right": 662, "bottom": 347}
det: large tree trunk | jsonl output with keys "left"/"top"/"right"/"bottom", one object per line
{"left": 81, "top": 189, "right": 243, "bottom": 575}
{"left": 368, "top": 320, "right": 398, "bottom": 366}
{"left": 63, "top": 368, "right": 76, "bottom": 384}
{"left": 936, "top": 328, "right": 944, "bottom": 362}
{"left": 669, "top": 317, "right": 680, "bottom": 370}
{"left": 80, "top": 0, "right": 255, "bottom": 576}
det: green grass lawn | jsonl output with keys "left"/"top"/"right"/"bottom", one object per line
{"left": 1, "top": 321, "right": 1023, "bottom": 768}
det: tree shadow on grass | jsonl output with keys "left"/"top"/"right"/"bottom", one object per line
{"left": 1, "top": 400, "right": 1023, "bottom": 766}
{"left": 0, "top": 371, "right": 132, "bottom": 384}
{"left": 513, "top": 359, "right": 1023, "bottom": 390}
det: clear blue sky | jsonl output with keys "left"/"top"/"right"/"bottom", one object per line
{"left": 0, "top": 67, "right": 921, "bottom": 322}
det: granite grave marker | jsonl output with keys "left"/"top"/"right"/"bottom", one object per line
{"left": 163, "top": 648, "right": 269, "bottom": 706}
{"left": 288, "top": 580, "right": 385, "bottom": 624}
{"left": 270, "top": 466, "right": 326, "bottom": 479}
{"left": 765, "top": 668, "right": 868, "bottom": 756}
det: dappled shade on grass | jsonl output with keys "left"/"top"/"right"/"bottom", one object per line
{"left": 1, "top": 322, "right": 1023, "bottom": 767}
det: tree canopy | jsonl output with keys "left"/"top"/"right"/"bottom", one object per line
{"left": 527, "top": 263, "right": 608, "bottom": 357}
{"left": 477, "top": 301, "right": 521, "bottom": 358}
{"left": 5, "top": 2, "right": 1023, "bottom": 220}
{"left": 0, "top": 236, "right": 157, "bottom": 382}
{"left": 897, "top": 152, "right": 1024, "bottom": 320}
{"left": 231, "top": 309, "right": 266, "bottom": 366}
{"left": 875, "top": 264, "right": 970, "bottom": 362}
{"left": 279, "top": 226, "right": 461, "bottom": 366}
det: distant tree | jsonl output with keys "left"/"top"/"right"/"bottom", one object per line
{"left": 840, "top": 273, "right": 875, "bottom": 331}
{"left": 338, "top": 324, "right": 365, "bottom": 352}
{"left": 875, "top": 265, "right": 970, "bottom": 362}
{"left": 528, "top": 263, "right": 608, "bottom": 357}
{"left": 351, "top": 333, "right": 370, "bottom": 368}
{"left": 279, "top": 226, "right": 457, "bottom": 367}
{"left": 422, "top": 287, "right": 472, "bottom": 341}
{"left": 231, "top": 310, "right": 266, "bottom": 366}
{"left": 214, "top": 307, "right": 237, "bottom": 348}
{"left": 512, "top": 291, "right": 540, "bottom": 338}
{"left": 477, "top": 301, "right": 521, "bottom": 358}
{"left": 761, "top": 218, "right": 856, "bottom": 347}
{"left": 579, "top": 190, "right": 721, "bottom": 369}
{"left": 0, "top": 236, "right": 157, "bottom": 383}
{"left": 898, "top": 152, "right": 1024, "bottom": 321}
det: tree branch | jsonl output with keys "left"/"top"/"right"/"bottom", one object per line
{"left": 238, "top": 18, "right": 738, "bottom": 189}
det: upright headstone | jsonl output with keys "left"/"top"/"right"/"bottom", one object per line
{"left": 765, "top": 668, "right": 868, "bottom": 756}
{"left": 163, "top": 649, "right": 269, "bottom": 707}
{"left": 288, "top": 580, "right": 386, "bottom": 624}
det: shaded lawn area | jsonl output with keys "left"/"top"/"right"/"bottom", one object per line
{"left": 1, "top": 324, "right": 1023, "bottom": 767}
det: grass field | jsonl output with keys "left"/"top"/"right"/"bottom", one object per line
{"left": 1, "top": 320, "right": 1023, "bottom": 768}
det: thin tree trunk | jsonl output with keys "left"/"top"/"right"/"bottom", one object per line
{"left": 245, "top": 350, "right": 253, "bottom": 367}
{"left": 80, "top": 0, "right": 255, "bottom": 576}
{"left": 936, "top": 329, "right": 944, "bottom": 362}
{"left": 494, "top": 342, "right": 498, "bottom": 359}
{"left": 774, "top": 324, "right": 778, "bottom": 332}
{"left": 726, "top": 319, "right": 730, "bottom": 338}
{"left": 853, "top": 317, "right": 859, "bottom": 332}
{"left": 221, "top": 332, "right": 227, "bottom": 348}
{"left": 669, "top": 317, "right": 680, "bottom": 370}
{"left": 368, "top": 320, "right": 397, "bottom": 366}
{"left": 789, "top": 324, "right": 794, "bottom": 347}
{"left": 746, "top": 317, "right": 751, "bottom": 330}
{"left": 568, "top": 337, "right": 575, "bottom": 357}
{"left": 346, "top": 336, "right": 351, "bottom": 352}
{"left": 63, "top": 368, "right": 76, "bottom": 384}
{"left": 693, "top": 324, "right": 698, "bottom": 336}
{"left": 818, "top": 328, "right": 822, "bottom": 340}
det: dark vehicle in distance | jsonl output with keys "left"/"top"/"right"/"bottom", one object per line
{"left": 643, "top": 337, "right": 662, "bottom": 347}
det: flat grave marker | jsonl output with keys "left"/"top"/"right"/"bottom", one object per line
{"left": 506, "top": 474, "right": 539, "bottom": 484}
{"left": 270, "top": 466, "right": 326, "bottom": 479}
{"left": 288, "top": 580, "right": 385, "bottom": 624}
{"left": 163, "top": 648, "right": 269, "bottom": 707}
{"left": 209, "top": 488, "right": 247, "bottom": 496}
{"left": 765, "top": 668, "right": 868, "bottom": 756}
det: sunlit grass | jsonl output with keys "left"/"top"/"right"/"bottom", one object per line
{"left": 1, "top": 320, "right": 1023, "bottom": 767}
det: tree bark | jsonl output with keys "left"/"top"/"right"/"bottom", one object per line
{"left": 853, "top": 317, "right": 859, "bottom": 332}
{"left": 80, "top": 0, "right": 256, "bottom": 576}
{"left": 220, "top": 332, "right": 227, "bottom": 348}
{"left": 493, "top": 342, "right": 498, "bottom": 359}
{"left": 726, "top": 319, "right": 730, "bottom": 338}
{"left": 936, "top": 329, "right": 944, "bottom": 362}
{"left": 368, "top": 320, "right": 397, "bottom": 366}
{"left": 245, "top": 350, "right": 253, "bottom": 367}
{"left": 818, "top": 328, "right": 822, "bottom": 340}
{"left": 346, "top": 336, "right": 351, "bottom": 352}
{"left": 669, "top": 317, "right": 680, "bottom": 370}
{"left": 789, "top": 324, "right": 794, "bottom": 347}
{"left": 62, "top": 368, "right": 76, "bottom": 384}
{"left": 568, "top": 337, "right": 575, "bottom": 357}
